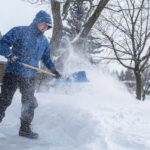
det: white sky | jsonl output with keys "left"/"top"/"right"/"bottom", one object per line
{"left": 0, "top": 0, "right": 124, "bottom": 72}
{"left": 0, "top": 0, "right": 51, "bottom": 35}
{"left": 0, "top": 0, "right": 52, "bottom": 61}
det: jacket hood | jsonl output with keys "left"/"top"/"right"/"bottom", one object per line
{"left": 33, "top": 10, "right": 52, "bottom": 26}
{"left": 29, "top": 10, "right": 52, "bottom": 37}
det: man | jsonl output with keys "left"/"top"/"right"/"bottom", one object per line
{"left": 0, "top": 10, "right": 61, "bottom": 139}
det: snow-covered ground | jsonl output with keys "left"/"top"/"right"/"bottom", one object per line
{"left": 0, "top": 44, "right": 150, "bottom": 150}
{"left": 0, "top": 0, "right": 150, "bottom": 149}
{"left": 0, "top": 68, "right": 150, "bottom": 150}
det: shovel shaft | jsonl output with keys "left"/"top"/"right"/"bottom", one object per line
{"left": 21, "top": 63, "right": 56, "bottom": 77}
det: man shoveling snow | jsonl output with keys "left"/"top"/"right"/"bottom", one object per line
{"left": 0, "top": 10, "right": 61, "bottom": 139}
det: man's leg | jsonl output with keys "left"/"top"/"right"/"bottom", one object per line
{"left": 19, "top": 77, "right": 38, "bottom": 139}
{"left": 0, "top": 73, "right": 18, "bottom": 122}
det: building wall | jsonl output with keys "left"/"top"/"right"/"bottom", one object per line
{"left": 0, "top": 61, "right": 6, "bottom": 83}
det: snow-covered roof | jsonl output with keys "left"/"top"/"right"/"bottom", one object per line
{"left": 0, "top": 56, "right": 6, "bottom": 62}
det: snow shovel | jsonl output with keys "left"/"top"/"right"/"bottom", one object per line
{"left": 17, "top": 61, "right": 56, "bottom": 77}
{"left": 56, "top": 71, "right": 89, "bottom": 83}
{"left": 17, "top": 61, "right": 89, "bottom": 82}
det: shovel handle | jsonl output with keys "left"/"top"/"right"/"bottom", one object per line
{"left": 18, "top": 61, "right": 56, "bottom": 77}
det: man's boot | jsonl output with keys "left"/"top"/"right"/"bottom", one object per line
{"left": 19, "top": 120, "right": 38, "bottom": 139}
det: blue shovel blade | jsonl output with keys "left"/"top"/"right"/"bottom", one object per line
{"left": 71, "top": 71, "right": 89, "bottom": 82}
{"left": 55, "top": 71, "right": 89, "bottom": 83}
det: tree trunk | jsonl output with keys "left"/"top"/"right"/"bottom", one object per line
{"left": 72, "top": 0, "right": 110, "bottom": 55}
{"left": 134, "top": 70, "right": 142, "bottom": 100}
{"left": 142, "top": 90, "right": 146, "bottom": 101}
{"left": 50, "top": 0, "right": 63, "bottom": 56}
{"left": 73, "top": 0, "right": 110, "bottom": 45}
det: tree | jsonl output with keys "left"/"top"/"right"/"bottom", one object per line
{"left": 50, "top": 0, "right": 63, "bottom": 56}
{"left": 96, "top": 0, "right": 150, "bottom": 100}
{"left": 124, "top": 69, "right": 135, "bottom": 81}
{"left": 119, "top": 70, "right": 125, "bottom": 81}
{"left": 62, "top": 1, "right": 103, "bottom": 64}
{"left": 26, "top": 0, "right": 110, "bottom": 60}
{"left": 142, "top": 68, "right": 150, "bottom": 100}
{"left": 24, "top": 0, "right": 110, "bottom": 89}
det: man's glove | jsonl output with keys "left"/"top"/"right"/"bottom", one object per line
{"left": 52, "top": 70, "right": 61, "bottom": 79}
{"left": 8, "top": 54, "right": 21, "bottom": 65}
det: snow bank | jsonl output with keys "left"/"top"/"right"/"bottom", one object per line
{"left": 1, "top": 68, "right": 150, "bottom": 150}
{"left": 1, "top": 47, "right": 150, "bottom": 150}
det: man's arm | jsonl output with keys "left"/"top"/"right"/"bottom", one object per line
{"left": 0, "top": 27, "right": 19, "bottom": 58}
{"left": 41, "top": 45, "right": 56, "bottom": 72}
{"left": 41, "top": 45, "right": 61, "bottom": 79}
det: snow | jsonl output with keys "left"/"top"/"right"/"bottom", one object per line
{"left": 0, "top": 1, "right": 150, "bottom": 149}
{"left": 0, "top": 56, "right": 6, "bottom": 61}
{"left": 55, "top": 0, "right": 64, "bottom": 2}
{"left": 1, "top": 35, "right": 150, "bottom": 149}
{"left": 0, "top": 66, "right": 150, "bottom": 150}
{"left": 0, "top": 0, "right": 52, "bottom": 37}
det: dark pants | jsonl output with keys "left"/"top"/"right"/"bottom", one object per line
{"left": 0, "top": 72, "right": 38, "bottom": 124}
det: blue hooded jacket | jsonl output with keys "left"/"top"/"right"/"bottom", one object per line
{"left": 0, "top": 10, "right": 56, "bottom": 78}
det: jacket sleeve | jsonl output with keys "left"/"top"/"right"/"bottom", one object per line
{"left": 0, "top": 27, "right": 19, "bottom": 58}
{"left": 41, "top": 44, "right": 56, "bottom": 72}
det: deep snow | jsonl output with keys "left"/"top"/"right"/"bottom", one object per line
{"left": 0, "top": 68, "right": 150, "bottom": 150}
{"left": 0, "top": 35, "right": 150, "bottom": 150}
{"left": 0, "top": 0, "right": 150, "bottom": 149}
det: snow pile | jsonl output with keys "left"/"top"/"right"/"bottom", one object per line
{"left": 1, "top": 67, "right": 150, "bottom": 150}
{"left": 0, "top": 48, "right": 150, "bottom": 150}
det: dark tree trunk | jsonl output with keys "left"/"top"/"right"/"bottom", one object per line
{"left": 134, "top": 70, "right": 142, "bottom": 100}
{"left": 73, "top": 0, "right": 110, "bottom": 46}
{"left": 50, "top": 0, "right": 63, "bottom": 56}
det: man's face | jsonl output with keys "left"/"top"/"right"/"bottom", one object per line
{"left": 37, "top": 22, "right": 49, "bottom": 32}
